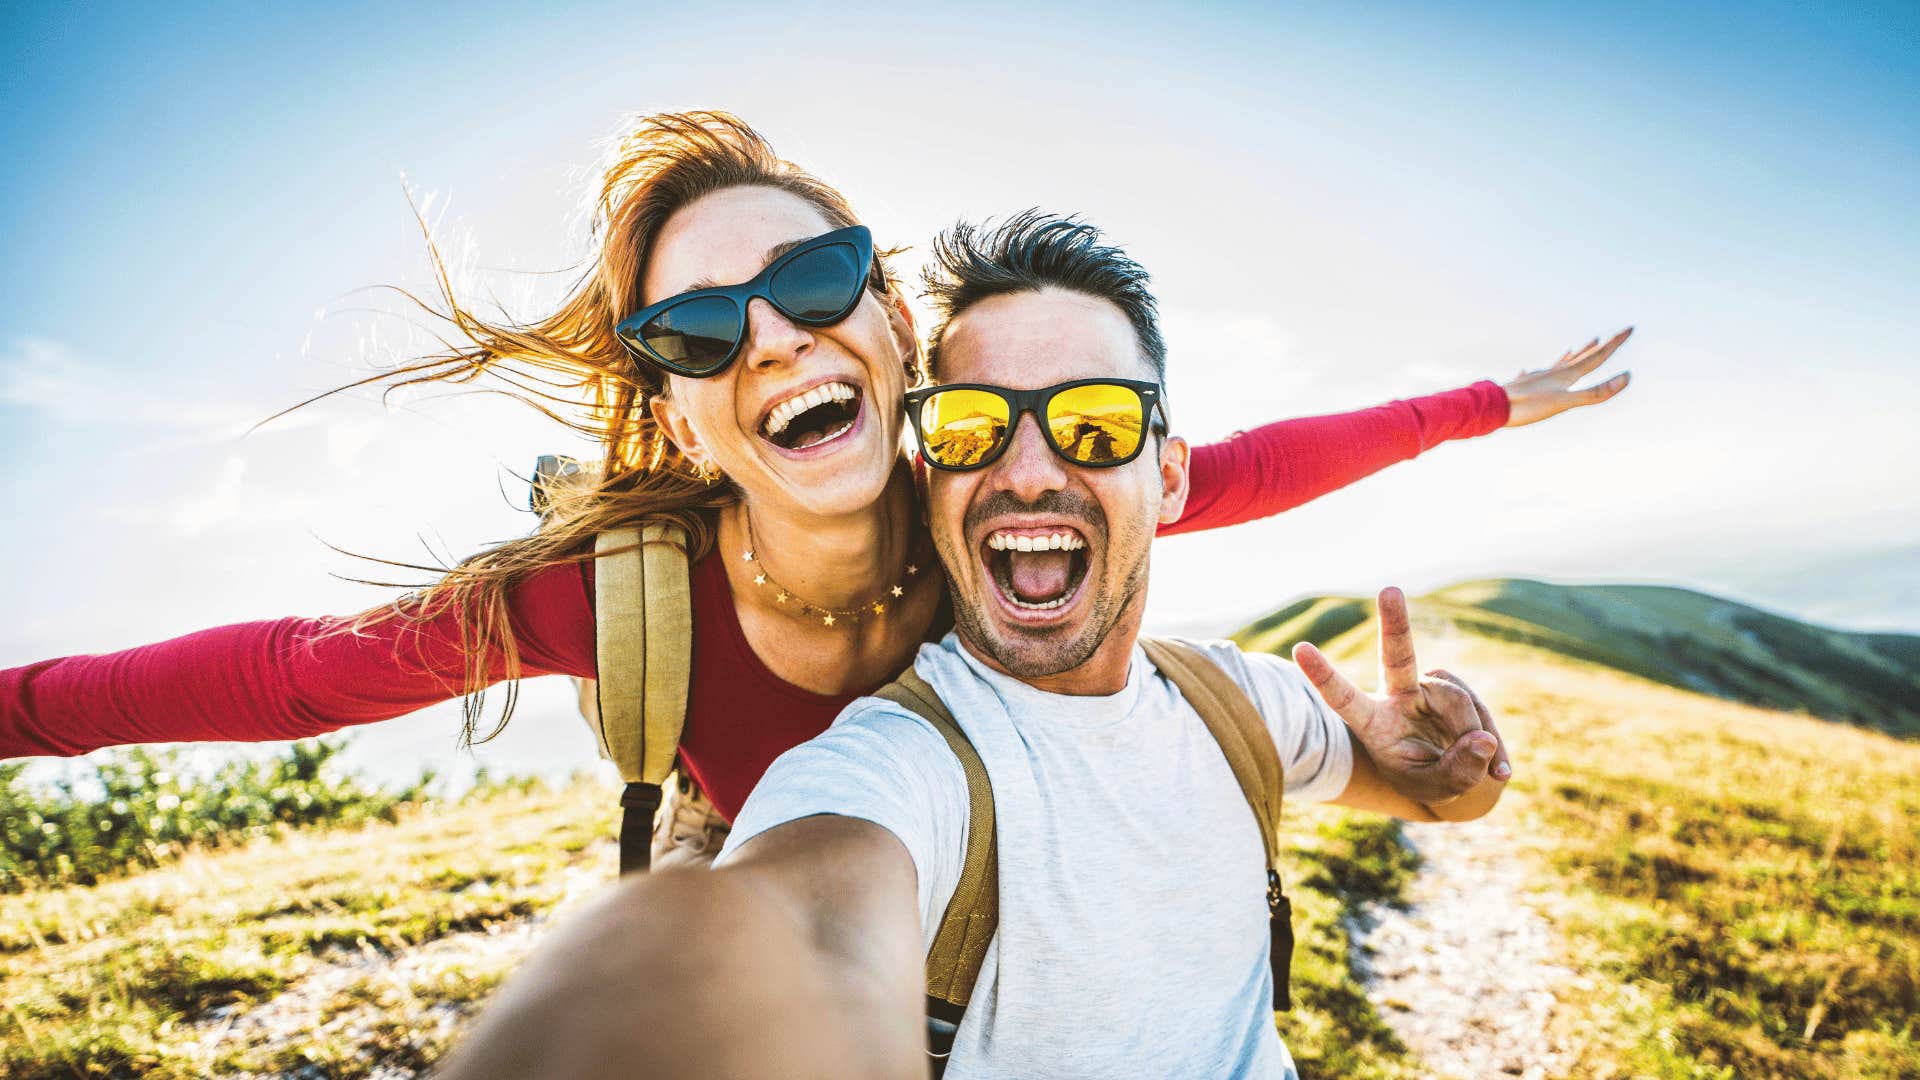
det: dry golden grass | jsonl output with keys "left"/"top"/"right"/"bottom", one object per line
{"left": 1331, "top": 619, "right": 1920, "bottom": 1079}
{"left": 1, "top": 779, "right": 616, "bottom": 1079}
{"left": 8, "top": 604, "right": 1915, "bottom": 1078}
{"left": 0, "top": 773, "right": 1426, "bottom": 1079}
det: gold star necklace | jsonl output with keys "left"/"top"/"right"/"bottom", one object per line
{"left": 740, "top": 514, "right": 925, "bottom": 628}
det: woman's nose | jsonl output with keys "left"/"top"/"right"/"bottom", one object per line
{"left": 740, "top": 296, "right": 813, "bottom": 371}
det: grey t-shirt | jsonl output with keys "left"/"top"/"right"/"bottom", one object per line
{"left": 719, "top": 633, "right": 1353, "bottom": 1079}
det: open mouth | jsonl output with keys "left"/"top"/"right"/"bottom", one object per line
{"left": 981, "top": 527, "right": 1092, "bottom": 616}
{"left": 759, "top": 381, "right": 863, "bottom": 453}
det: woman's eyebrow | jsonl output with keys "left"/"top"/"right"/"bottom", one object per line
{"left": 683, "top": 237, "right": 811, "bottom": 292}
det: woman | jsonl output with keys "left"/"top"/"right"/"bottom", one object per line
{"left": 0, "top": 112, "right": 1629, "bottom": 824}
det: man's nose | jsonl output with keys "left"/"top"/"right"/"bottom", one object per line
{"left": 740, "top": 296, "right": 813, "bottom": 371}
{"left": 992, "top": 410, "right": 1070, "bottom": 502}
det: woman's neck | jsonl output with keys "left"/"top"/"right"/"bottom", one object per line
{"left": 721, "top": 461, "right": 923, "bottom": 615}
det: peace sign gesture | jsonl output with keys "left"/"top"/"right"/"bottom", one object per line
{"left": 1291, "top": 587, "right": 1510, "bottom": 806}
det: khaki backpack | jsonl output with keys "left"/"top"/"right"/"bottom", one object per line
{"left": 531, "top": 456, "right": 727, "bottom": 875}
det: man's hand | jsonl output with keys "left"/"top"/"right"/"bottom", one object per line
{"left": 1502, "top": 327, "right": 1633, "bottom": 428}
{"left": 1292, "top": 587, "right": 1510, "bottom": 807}
{"left": 435, "top": 817, "right": 925, "bottom": 1080}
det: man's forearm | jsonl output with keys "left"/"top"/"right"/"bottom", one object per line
{"left": 1420, "top": 772, "right": 1506, "bottom": 821}
{"left": 1333, "top": 730, "right": 1508, "bottom": 822}
{"left": 437, "top": 855, "right": 924, "bottom": 1080}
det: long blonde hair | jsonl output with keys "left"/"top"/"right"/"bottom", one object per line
{"left": 329, "top": 110, "right": 906, "bottom": 744}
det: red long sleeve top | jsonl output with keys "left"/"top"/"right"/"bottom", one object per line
{"left": 2, "top": 382, "right": 1508, "bottom": 819}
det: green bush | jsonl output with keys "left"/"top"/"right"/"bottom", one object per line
{"left": 0, "top": 739, "right": 431, "bottom": 892}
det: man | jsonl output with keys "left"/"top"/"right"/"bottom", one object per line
{"left": 438, "top": 213, "right": 1510, "bottom": 1079}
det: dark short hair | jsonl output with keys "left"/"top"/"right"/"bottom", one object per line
{"left": 921, "top": 211, "right": 1166, "bottom": 386}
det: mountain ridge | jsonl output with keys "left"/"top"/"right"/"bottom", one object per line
{"left": 1234, "top": 577, "right": 1920, "bottom": 739}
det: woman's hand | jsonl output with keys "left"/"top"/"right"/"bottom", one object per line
{"left": 1502, "top": 327, "right": 1634, "bottom": 428}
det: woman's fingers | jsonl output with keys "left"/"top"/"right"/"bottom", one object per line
{"left": 1562, "top": 326, "right": 1633, "bottom": 379}
{"left": 1553, "top": 338, "right": 1600, "bottom": 369}
{"left": 1504, "top": 328, "right": 1636, "bottom": 427}
{"left": 1576, "top": 371, "right": 1631, "bottom": 406}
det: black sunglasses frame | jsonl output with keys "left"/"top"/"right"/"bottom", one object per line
{"left": 904, "top": 378, "right": 1167, "bottom": 473}
{"left": 614, "top": 224, "right": 876, "bottom": 378}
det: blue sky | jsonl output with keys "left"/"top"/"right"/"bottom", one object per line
{"left": 4, "top": 2, "right": 1915, "bottom": 780}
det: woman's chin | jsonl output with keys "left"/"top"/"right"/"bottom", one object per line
{"left": 747, "top": 433, "right": 900, "bottom": 520}
{"left": 781, "top": 456, "right": 898, "bottom": 519}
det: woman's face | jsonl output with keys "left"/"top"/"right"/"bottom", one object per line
{"left": 644, "top": 185, "right": 914, "bottom": 521}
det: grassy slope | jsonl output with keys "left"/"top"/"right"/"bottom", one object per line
{"left": 1, "top": 781, "right": 612, "bottom": 1079}
{"left": 1239, "top": 586, "right": 1920, "bottom": 1078}
{"left": 10, "top": 580, "right": 1914, "bottom": 1078}
{"left": 2, "top": 779, "right": 1426, "bottom": 1079}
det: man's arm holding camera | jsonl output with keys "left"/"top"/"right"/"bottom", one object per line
{"left": 434, "top": 815, "right": 925, "bottom": 1080}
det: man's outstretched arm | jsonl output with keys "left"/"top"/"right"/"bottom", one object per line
{"left": 435, "top": 815, "right": 926, "bottom": 1080}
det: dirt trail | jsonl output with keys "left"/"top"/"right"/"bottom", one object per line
{"left": 1351, "top": 817, "right": 1589, "bottom": 1080}
{"left": 189, "top": 918, "right": 545, "bottom": 1075}
{"left": 187, "top": 852, "right": 609, "bottom": 1077}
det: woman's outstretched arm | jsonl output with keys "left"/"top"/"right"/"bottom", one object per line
{"left": 0, "top": 560, "right": 597, "bottom": 758}
{"left": 1162, "top": 329, "right": 1631, "bottom": 537}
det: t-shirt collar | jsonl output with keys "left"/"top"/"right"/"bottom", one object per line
{"left": 942, "top": 631, "right": 1147, "bottom": 732}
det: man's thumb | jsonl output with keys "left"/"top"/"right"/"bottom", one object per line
{"left": 1435, "top": 731, "right": 1496, "bottom": 794}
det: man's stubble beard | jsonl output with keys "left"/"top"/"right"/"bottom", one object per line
{"left": 944, "top": 516, "right": 1154, "bottom": 681}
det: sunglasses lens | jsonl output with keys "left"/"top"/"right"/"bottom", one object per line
{"left": 918, "top": 388, "right": 1011, "bottom": 468}
{"left": 1047, "top": 383, "right": 1146, "bottom": 465}
{"left": 769, "top": 242, "right": 865, "bottom": 322}
{"left": 639, "top": 295, "right": 742, "bottom": 373}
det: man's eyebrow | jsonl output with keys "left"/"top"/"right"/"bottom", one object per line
{"left": 682, "top": 237, "right": 810, "bottom": 292}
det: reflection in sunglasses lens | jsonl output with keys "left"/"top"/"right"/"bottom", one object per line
{"left": 769, "top": 243, "right": 863, "bottom": 322}
{"left": 922, "top": 388, "right": 1011, "bottom": 468}
{"left": 1048, "top": 384, "right": 1144, "bottom": 464}
{"left": 641, "top": 295, "right": 742, "bottom": 371}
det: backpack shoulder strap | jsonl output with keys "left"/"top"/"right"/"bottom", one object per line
{"left": 1138, "top": 636, "right": 1296, "bottom": 1010}
{"left": 872, "top": 667, "right": 997, "bottom": 1067}
{"left": 593, "top": 522, "right": 693, "bottom": 874}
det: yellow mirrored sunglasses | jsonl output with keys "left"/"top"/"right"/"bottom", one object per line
{"left": 904, "top": 378, "right": 1166, "bottom": 471}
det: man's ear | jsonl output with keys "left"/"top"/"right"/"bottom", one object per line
{"left": 1156, "top": 434, "right": 1191, "bottom": 526}
{"left": 648, "top": 388, "right": 711, "bottom": 474}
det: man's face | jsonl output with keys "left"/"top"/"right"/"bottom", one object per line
{"left": 926, "top": 287, "right": 1190, "bottom": 690}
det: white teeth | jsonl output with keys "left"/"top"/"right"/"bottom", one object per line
{"left": 1009, "top": 594, "right": 1069, "bottom": 611}
{"left": 763, "top": 382, "right": 857, "bottom": 437}
{"left": 985, "top": 530, "right": 1087, "bottom": 552}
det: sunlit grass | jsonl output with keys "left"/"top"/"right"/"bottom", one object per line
{"left": 1319, "top": 619, "right": 1920, "bottom": 1079}
{"left": 1, "top": 771, "right": 1422, "bottom": 1077}
{"left": 1, "top": 778, "right": 614, "bottom": 1079}
{"left": 8, "top": 587, "right": 1916, "bottom": 1078}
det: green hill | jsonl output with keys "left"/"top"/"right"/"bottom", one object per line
{"left": 1236, "top": 578, "right": 1920, "bottom": 739}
